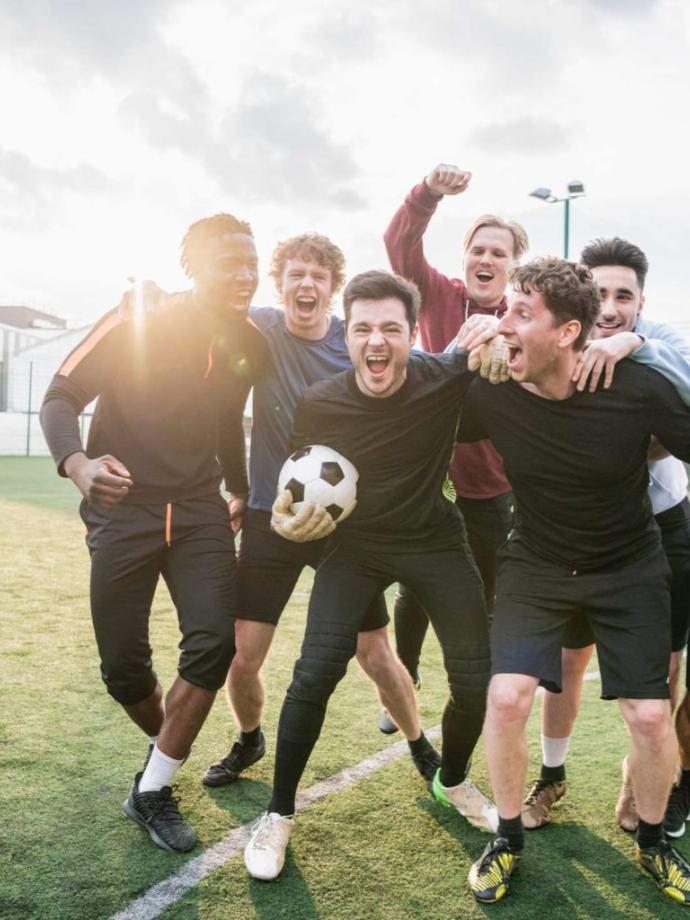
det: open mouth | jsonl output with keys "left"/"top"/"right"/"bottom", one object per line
{"left": 229, "top": 288, "right": 253, "bottom": 306}
{"left": 365, "top": 354, "right": 390, "bottom": 377}
{"left": 295, "top": 296, "right": 318, "bottom": 316}
{"left": 506, "top": 344, "right": 522, "bottom": 367}
{"left": 476, "top": 271, "right": 494, "bottom": 283}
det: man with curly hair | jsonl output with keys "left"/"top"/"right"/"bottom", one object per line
{"left": 461, "top": 257, "right": 690, "bottom": 906}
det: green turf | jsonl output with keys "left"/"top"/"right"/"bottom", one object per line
{"left": 0, "top": 456, "right": 81, "bottom": 515}
{"left": 1, "top": 458, "right": 687, "bottom": 919}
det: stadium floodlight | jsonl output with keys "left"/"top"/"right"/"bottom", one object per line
{"left": 529, "top": 187, "right": 555, "bottom": 202}
{"left": 528, "top": 180, "right": 587, "bottom": 258}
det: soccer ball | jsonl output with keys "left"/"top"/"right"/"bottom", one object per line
{"left": 278, "top": 444, "right": 358, "bottom": 523}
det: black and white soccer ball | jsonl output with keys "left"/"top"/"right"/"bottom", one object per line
{"left": 278, "top": 444, "right": 358, "bottom": 523}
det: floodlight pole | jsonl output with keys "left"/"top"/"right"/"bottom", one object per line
{"left": 529, "top": 183, "right": 585, "bottom": 260}
{"left": 563, "top": 197, "right": 570, "bottom": 259}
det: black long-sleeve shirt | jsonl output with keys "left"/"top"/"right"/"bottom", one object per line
{"left": 40, "top": 293, "right": 270, "bottom": 503}
{"left": 291, "top": 351, "right": 473, "bottom": 546}
{"left": 458, "top": 360, "right": 690, "bottom": 571}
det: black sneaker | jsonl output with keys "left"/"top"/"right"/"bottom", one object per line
{"left": 123, "top": 772, "right": 197, "bottom": 853}
{"left": 202, "top": 733, "right": 266, "bottom": 787}
{"left": 638, "top": 840, "right": 690, "bottom": 904}
{"left": 468, "top": 836, "right": 521, "bottom": 903}
{"left": 664, "top": 783, "right": 690, "bottom": 839}
{"left": 409, "top": 739, "right": 442, "bottom": 789}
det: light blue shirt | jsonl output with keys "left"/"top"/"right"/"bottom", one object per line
{"left": 632, "top": 315, "right": 690, "bottom": 513}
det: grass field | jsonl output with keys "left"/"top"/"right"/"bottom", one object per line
{"left": 1, "top": 457, "right": 688, "bottom": 919}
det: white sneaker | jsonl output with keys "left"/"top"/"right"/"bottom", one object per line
{"left": 432, "top": 770, "right": 498, "bottom": 833}
{"left": 244, "top": 812, "right": 294, "bottom": 880}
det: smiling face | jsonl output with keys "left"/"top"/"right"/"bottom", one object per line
{"left": 193, "top": 232, "right": 258, "bottom": 318}
{"left": 590, "top": 264, "right": 644, "bottom": 338}
{"left": 498, "top": 287, "right": 579, "bottom": 390}
{"left": 278, "top": 256, "right": 335, "bottom": 340}
{"left": 463, "top": 225, "right": 516, "bottom": 308}
{"left": 346, "top": 296, "right": 418, "bottom": 399}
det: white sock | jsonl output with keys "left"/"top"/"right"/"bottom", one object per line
{"left": 541, "top": 734, "right": 571, "bottom": 768}
{"left": 139, "top": 744, "right": 184, "bottom": 792}
{"left": 147, "top": 735, "right": 158, "bottom": 747}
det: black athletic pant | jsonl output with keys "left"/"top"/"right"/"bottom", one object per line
{"left": 394, "top": 491, "right": 513, "bottom": 681}
{"left": 83, "top": 494, "right": 238, "bottom": 705}
{"left": 269, "top": 514, "right": 490, "bottom": 816}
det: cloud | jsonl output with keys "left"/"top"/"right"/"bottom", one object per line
{"left": 120, "top": 72, "right": 366, "bottom": 211}
{"left": 0, "top": 0, "right": 170, "bottom": 72}
{"left": 388, "top": 0, "right": 560, "bottom": 89}
{"left": 0, "top": 148, "right": 115, "bottom": 228}
{"left": 215, "top": 73, "right": 365, "bottom": 209}
{"left": 469, "top": 117, "right": 573, "bottom": 154}
{"left": 119, "top": 92, "right": 204, "bottom": 156}
{"left": 580, "top": 0, "right": 658, "bottom": 12}
{"left": 0, "top": 0, "right": 206, "bottom": 125}
{"left": 302, "top": 7, "right": 384, "bottom": 60}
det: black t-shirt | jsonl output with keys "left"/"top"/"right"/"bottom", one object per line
{"left": 291, "top": 351, "right": 473, "bottom": 545}
{"left": 458, "top": 360, "right": 690, "bottom": 570}
{"left": 41, "top": 294, "right": 270, "bottom": 503}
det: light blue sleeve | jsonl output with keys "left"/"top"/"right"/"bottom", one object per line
{"left": 632, "top": 316, "right": 690, "bottom": 406}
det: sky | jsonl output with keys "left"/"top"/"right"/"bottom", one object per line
{"left": 1, "top": 0, "right": 689, "bottom": 328}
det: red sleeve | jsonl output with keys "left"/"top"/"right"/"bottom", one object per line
{"left": 383, "top": 181, "right": 467, "bottom": 352}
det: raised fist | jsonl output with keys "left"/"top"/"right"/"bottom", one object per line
{"left": 425, "top": 164, "right": 472, "bottom": 198}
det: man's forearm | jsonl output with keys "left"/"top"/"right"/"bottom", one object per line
{"left": 40, "top": 396, "right": 86, "bottom": 476}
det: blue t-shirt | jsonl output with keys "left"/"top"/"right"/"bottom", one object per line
{"left": 248, "top": 307, "right": 351, "bottom": 510}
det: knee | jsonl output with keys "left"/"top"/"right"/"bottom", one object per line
{"left": 230, "top": 642, "right": 265, "bottom": 680}
{"left": 445, "top": 647, "right": 491, "bottom": 706}
{"left": 101, "top": 659, "right": 157, "bottom": 706}
{"left": 290, "top": 650, "right": 353, "bottom": 704}
{"left": 179, "top": 617, "right": 236, "bottom": 691}
{"left": 622, "top": 699, "right": 673, "bottom": 745}
{"left": 356, "top": 632, "right": 399, "bottom": 683}
{"left": 488, "top": 677, "right": 534, "bottom": 726}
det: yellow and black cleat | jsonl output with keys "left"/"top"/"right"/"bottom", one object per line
{"left": 468, "top": 837, "right": 521, "bottom": 903}
{"left": 638, "top": 842, "right": 690, "bottom": 905}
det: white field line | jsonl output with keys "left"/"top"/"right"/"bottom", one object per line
{"left": 112, "top": 670, "right": 602, "bottom": 920}
{"left": 112, "top": 727, "right": 441, "bottom": 920}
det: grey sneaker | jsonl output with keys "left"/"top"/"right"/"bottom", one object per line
{"left": 123, "top": 772, "right": 197, "bottom": 853}
{"left": 377, "top": 672, "right": 421, "bottom": 735}
{"left": 378, "top": 709, "right": 398, "bottom": 734}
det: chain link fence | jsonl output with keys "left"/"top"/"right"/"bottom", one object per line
{"left": 0, "top": 362, "right": 92, "bottom": 456}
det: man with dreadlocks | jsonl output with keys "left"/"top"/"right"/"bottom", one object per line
{"left": 40, "top": 213, "right": 270, "bottom": 853}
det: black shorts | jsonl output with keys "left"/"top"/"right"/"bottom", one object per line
{"left": 82, "top": 493, "right": 237, "bottom": 705}
{"left": 238, "top": 508, "right": 388, "bottom": 631}
{"left": 491, "top": 538, "right": 672, "bottom": 700}
{"left": 563, "top": 498, "right": 690, "bottom": 656}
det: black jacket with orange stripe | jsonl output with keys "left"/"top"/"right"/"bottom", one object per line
{"left": 40, "top": 293, "right": 270, "bottom": 504}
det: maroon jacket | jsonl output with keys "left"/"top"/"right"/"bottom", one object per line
{"left": 384, "top": 180, "right": 512, "bottom": 500}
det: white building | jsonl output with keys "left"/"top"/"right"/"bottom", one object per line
{"left": 0, "top": 306, "right": 90, "bottom": 455}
